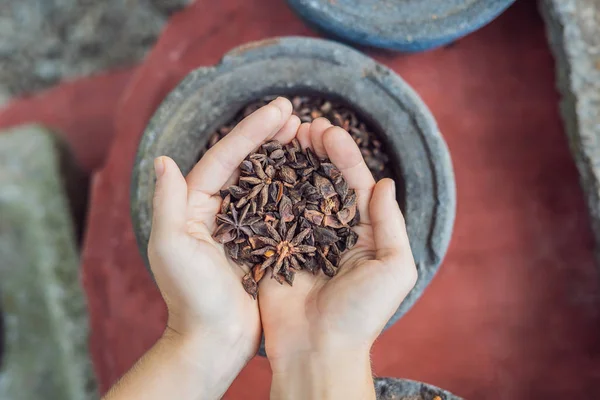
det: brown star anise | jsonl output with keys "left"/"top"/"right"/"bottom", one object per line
{"left": 237, "top": 159, "right": 276, "bottom": 211}
{"left": 212, "top": 203, "right": 260, "bottom": 244}
{"left": 302, "top": 167, "right": 358, "bottom": 229}
{"left": 249, "top": 221, "right": 316, "bottom": 284}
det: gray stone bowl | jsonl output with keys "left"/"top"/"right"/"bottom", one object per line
{"left": 131, "top": 37, "right": 455, "bottom": 355}
{"left": 287, "top": 0, "right": 516, "bottom": 52}
{"left": 375, "top": 377, "right": 463, "bottom": 399}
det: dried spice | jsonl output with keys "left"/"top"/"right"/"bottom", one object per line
{"left": 212, "top": 139, "right": 360, "bottom": 298}
{"left": 201, "top": 96, "right": 392, "bottom": 181}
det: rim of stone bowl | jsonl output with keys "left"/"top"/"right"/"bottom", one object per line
{"left": 286, "top": 0, "right": 516, "bottom": 52}
{"left": 130, "top": 36, "right": 456, "bottom": 355}
{"left": 374, "top": 377, "right": 463, "bottom": 399}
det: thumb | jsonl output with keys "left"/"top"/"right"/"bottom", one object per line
{"left": 151, "top": 156, "right": 188, "bottom": 236}
{"left": 369, "top": 179, "right": 417, "bottom": 286}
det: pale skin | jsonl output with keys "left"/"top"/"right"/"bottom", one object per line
{"left": 103, "top": 97, "right": 417, "bottom": 400}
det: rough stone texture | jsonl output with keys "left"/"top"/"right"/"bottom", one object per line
{"left": 0, "top": 126, "right": 96, "bottom": 399}
{"left": 375, "top": 378, "right": 462, "bottom": 400}
{"left": 0, "top": 0, "right": 191, "bottom": 96}
{"left": 131, "top": 37, "right": 456, "bottom": 355}
{"left": 540, "top": 1, "right": 600, "bottom": 263}
{"left": 286, "top": 0, "right": 516, "bottom": 52}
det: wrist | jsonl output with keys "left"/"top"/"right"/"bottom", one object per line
{"left": 166, "top": 311, "right": 258, "bottom": 361}
{"left": 270, "top": 347, "right": 375, "bottom": 400}
{"left": 161, "top": 325, "right": 255, "bottom": 396}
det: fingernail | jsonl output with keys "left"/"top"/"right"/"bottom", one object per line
{"left": 154, "top": 157, "right": 165, "bottom": 178}
{"left": 389, "top": 179, "right": 396, "bottom": 198}
{"left": 270, "top": 97, "right": 290, "bottom": 115}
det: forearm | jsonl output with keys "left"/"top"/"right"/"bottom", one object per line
{"left": 103, "top": 327, "right": 249, "bottom": 400}
{"left": 270, "top": 348, "right": 376, "bottom": 400}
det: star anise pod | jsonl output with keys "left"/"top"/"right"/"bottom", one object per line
{"left": 242, "top": 273, "right": 259, "bottom": 300}
{"left": 249, "top": 221, "right": 316, "bottom": 285}
{"left": 237, "top": 159, "right": 276, "bottom": 210}
{"left": 212, "top": 203, "right": 260, "bottom": 244}
{"left": 302, "top": 171, "right": 357, "bottom": 229}
{"left": 262, "top": 140, "right": 287, "bottom": 168}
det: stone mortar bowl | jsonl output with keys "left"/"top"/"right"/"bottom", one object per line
{"left": 375, "top": 378, "right": 463, "bottom": 399}
{"left": 286, "top": 0, "right": 516, "bottom": 52}
{"left": 131, "top": 36, "right": 455, "bottom": 355}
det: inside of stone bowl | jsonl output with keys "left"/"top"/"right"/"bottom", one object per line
{"left": 195, "top": 92, "right": 406, "bottom": 211}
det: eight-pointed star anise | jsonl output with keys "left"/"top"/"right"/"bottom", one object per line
{"left": 249, "top": 221, "right": 316, "bottom": 285}
{"left": 212, "top": 202, "right": 261, "bottom": 244}
{"left": 236, "top": 159, "right": 276, "bottom": 211}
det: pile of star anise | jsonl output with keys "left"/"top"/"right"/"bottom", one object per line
{"left": 212, "top": 139, "right": 359, "bottom": 298}
{"left": 202, "top": 95, "right": 392, "bottom": 181}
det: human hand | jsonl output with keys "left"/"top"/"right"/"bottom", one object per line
{"left": 147, "top": 97, "right": 300, "bottom": 397}
{"left": 259, "top": 118, "right": 418, "bottom": 399}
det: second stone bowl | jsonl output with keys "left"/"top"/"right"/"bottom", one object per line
{"left": 131, "top": 36, "right": 456, "bottom": 354}
{"left": 286, "top": 0, "right": 516, "bottom": 52}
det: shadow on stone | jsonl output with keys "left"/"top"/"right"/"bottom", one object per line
{"left": 55, "top": 138, "right": 90, "bottom": 244}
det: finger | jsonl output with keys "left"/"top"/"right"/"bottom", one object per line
{"left": 322, "top": 126, "right": 376, "bottom": 222}
{"left": 309, "top": 117, "right": 332, "bottom": 158}
{"left": 296, "top": 122, "right": 312, "bottom": 149}
{"left": 369, "top": 178, "right": 412, "bottom": 263}
{"left": 322, "top": 126, "right": 376, "bottom": 190}
{"left": 186, "top": 97, "right": 293, "bottom": 195}
{"left": 272, "top": 115, "right": 301, "bottom": 145}
{"left": 336, "top": 179, "right": 417, "bottom": 311}
{"left": 151, "top": 157, "right": 188, "bottom": 235}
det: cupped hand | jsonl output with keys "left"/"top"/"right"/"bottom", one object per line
{"left": 259, "top": 118, "right": 418, "bottom": 365}
{"left": 147, "top": 97, "right": 300, "bottom": 369}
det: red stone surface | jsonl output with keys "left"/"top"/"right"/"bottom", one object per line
{"left": 0, "top": 69, "right": 135, "bottom": 172}
{"left": 79, "top": 0, "right": 600, "bottom": 398}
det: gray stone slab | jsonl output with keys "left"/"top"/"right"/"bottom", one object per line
{"left": 0, "top": 126, "right": 97, "bottom": 399}
{"left": 0, "top": 0, "right": 191, "bottom": 96}
{"left": 540, "top": 1, "right": 600, "bottom": 258}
